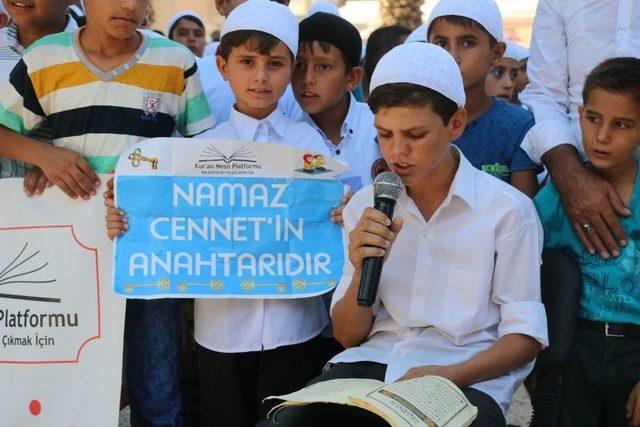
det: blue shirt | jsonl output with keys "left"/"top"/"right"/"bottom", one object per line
{"left": 454, "top": 98, "right": 540, "bottom": 182}
{"left": 534, "top": 165, "right": 640, "bottom": 325}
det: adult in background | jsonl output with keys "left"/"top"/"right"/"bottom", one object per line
{"left": 520, "top": 0, "right": 639, "bottom": 259}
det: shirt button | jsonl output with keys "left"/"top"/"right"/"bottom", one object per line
{"left": 124, "top": 63, "right": 130, "bottom": 70}
{"left": 415, "top": 287, "right": 423, "bottom": 296}
{"left": 335, "top": 149, "right": 341, "bottom": 155}
{"left": 420, "top": 230, "right": 428, "bottom": 238}
{"left": 617, "top": 28, "right": 625, "bottom": 35}
{"left": 349, "top": 129, "right": 353, "bottom": 134}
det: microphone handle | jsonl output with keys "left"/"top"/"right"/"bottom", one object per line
{"left": 356, "top": 197, "right": 396, "bottom": 307}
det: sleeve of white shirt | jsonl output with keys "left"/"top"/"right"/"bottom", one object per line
{"left": 519, "top": 0, "right": 580, "bottom": 164}
{"left": 330, "top": 190, "right": 381, "bottom": 316}
{"left": 492, "top": 202, "right": 549, "bottom": 347}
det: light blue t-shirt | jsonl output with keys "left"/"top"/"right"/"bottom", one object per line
{"left": 534, "top": 164, "right": 640, "bottom": 325}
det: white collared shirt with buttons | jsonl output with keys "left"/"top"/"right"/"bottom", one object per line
{"left": 194, "top": 106, "right": 334, "bottom": 353}
{"left": 298, "top": 94, "right": 382, "bottom": 193}
{"left": 330, "top": 148, "right": 549, "bottom": 415}
{"left": 520, "top": 0, "right": 640, "bottom": 164}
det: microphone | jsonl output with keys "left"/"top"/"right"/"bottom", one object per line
{"left": 357, "top": 172, "right": 403, "bottom": 307}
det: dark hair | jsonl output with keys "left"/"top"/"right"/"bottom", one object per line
{"left": 218, "top": 30, "right": 293, "bottom": 61}
{"left": 428, "top": 16, "right": 497, "bottom": 48}
{"left": 169, "top": 16, "right": 205, "bottom": 41}
{"left": 364, "top": 25, "right": 411, "bottom": 94}
{"left": 298, "top": 41, "right": 353, "bottom": 72}
{"left": 368, "top": 83, "right": 459, "bottom": 124}
{"left": 582, "top": 57, "right": 640, "bottom": 105}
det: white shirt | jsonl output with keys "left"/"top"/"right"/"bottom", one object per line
{"left": 194, "top": 106, "right": 332, "bottom": 353}
{"left": 196, "top": 55, "right": 300, "bottom": 125}
{"left": 299, "top": 94, "right": 382, "bottom": 193}
{"left": 330, "top": 149, "right": 548, "bottom": 415}
{"left": 520, "top": 0, "right": 640, "bottom": 164}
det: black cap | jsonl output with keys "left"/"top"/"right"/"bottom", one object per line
{"left": 299, "top": 12, "right": 362, "bottom": 69}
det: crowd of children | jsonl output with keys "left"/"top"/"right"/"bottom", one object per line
{"left": 0, "top": 0, "right": 638, "bottom": 426}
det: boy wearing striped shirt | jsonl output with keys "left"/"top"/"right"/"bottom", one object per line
{"left": 0, "top": 0, "right": 214, "bottom": 425}
{"left": 0, "top": 0, "right": 78, "bottom": 181}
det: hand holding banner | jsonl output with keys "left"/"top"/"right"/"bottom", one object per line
{"left": 114, "top": 138, "right": 348, "bottom": 299}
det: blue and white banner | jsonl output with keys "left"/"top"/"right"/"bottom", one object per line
{"left": 114, "top": 138, "right": 348, "bottom": 299}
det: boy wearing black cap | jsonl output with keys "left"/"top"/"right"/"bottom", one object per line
{"left": 293, "top": 12, "right": 381, "bottom": 194}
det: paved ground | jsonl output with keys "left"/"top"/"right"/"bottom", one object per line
{"left": 118, "top": 385, "right": 533, "bottom": 426}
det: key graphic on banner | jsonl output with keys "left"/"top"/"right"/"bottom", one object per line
{"left": 113, "top": 138, "right": 348, "bottom": 299}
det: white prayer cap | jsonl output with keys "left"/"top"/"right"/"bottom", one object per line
{"left": 404, "top": 24, "right": 427, "bottom": 44}
{"left": 221, "top": 0, "right": 298, "bottom": 56}
{"left": 307, "top": 0, "right": 340, "bottom": 17}
{"left": 370, "top": 43, "right": 466, "bottom": 107}
{"left": 427, "top": 0, "right": 503, "bottom": 43}
{"left": 168, "top": 11, "right": 206, "bottom": 37}
{"left": 504, "top": 41, "right": 529, "bottom": 62}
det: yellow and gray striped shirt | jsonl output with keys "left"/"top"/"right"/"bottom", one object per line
{"left": 0, "top": 29, "right": 214, "bottom": 173}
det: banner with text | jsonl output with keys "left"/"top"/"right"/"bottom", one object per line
{"left": 114, "top": 138, "right": 347, "bottom": 299}
{"left": 0, "top": 178, "right": 125, "bottom": 427}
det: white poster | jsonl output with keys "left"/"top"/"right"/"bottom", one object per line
{"left": 0, "top": 177, "right": 125, "bottom": 426}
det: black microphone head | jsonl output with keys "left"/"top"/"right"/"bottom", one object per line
{"left": 373, "top": 171, "right": 403, "bottom": 201}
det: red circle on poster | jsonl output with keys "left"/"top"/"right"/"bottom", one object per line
{"left": 29, "top": 400, "right": 41, "bottom": 416}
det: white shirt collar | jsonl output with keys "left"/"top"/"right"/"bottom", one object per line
{"left": 301, "top": 93, "right": 360, "bottom": 142}
{"left": 229, "top": 105, "right": 287, "bottom": 141}
{"left": 399, "top": 145, "right": 477, "bottom": 219}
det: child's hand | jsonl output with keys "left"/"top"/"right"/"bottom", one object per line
{"left": 23, "top": 166, "right": 52, "bottom": 197}
{"left": 38, "top": 145, "right": 100, "bottom": 200}
{"left": 103, "top": 177, "right": 128, "bottom": 240}
{"left": 331, "top": 192, "right": 354, "bottom": 225}
{"left": 348, "top": 207, "right": 403, "bottom": 270}
{"left": 627, "top": 380, "right": 640, "bottom": 426}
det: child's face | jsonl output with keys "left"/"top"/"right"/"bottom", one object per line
{"left": 484, "top": 57, "right": 518, "bottom": 100}
{"left": 428, "top": 19, "right": 504, "bottom": 93}
{"left": 84, "top": 0, "right": 149, "bottom": 40}
{"left": 217, "top": 40, "right": 294, "bottom": 118}
{"left": 513, "top": 58, "right": 529, "bottom": 95}
{"left": 580, "top": 88, "right": 640, "bottom": 172}
{"left": 374, "top": 104, "right": 465, "bottom": 189}
{"left": 2, "top": 0, "right": 72, "bottom": 28}
{"left": 171, "top": 18, "right": 206, "bottom": 58}
{"left": 292, "top": 42, "right": 361, "bottom": 116}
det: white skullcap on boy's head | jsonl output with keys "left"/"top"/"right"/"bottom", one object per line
{"left": 427, "top": 0, "right": 503, "bottom": 43}
{"left": 404, "top": 23, "right": 427, "bottom": 44}
{"left": 502, "top": 40, "right": 520, "bottom": 61}
{"left": 167, "top": 11, "right": 206, "bottom": 37}
{"left": 307, "top": 0, "right": 340, "bottom": 17}
{"left": 504, "top": 41, "right": 529, "bottom": 62}
{"left": 221, "top": 0, "right": 299, "bottom": 56}
{"left": 370, "top": 43, "right": 466, "bottom": 107}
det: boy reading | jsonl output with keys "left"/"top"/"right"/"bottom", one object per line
{"left": 0, "top": 0, "right": 214, "bottom": 425}
{"left": 534, "top": 57, "right": 640, "bottom": 427}
{"left": 267, "top": 41, "right": 548, "bottom": 427}
{"left": 426, "top": 0, "right": 540, "bottom": 197}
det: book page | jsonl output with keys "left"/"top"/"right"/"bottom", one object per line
{"left": 357, "top": 376, "right": 478, "bottom": 426}
{"left": 266, "top": 378, "right": 385, "bottom": 406}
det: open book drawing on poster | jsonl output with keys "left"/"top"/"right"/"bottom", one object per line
{"left": 266, "top": 376, "right": 478, "bottom": 426}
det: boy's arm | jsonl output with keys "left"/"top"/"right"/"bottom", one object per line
{"left": 398, "top": 333, "right": 541, "bottom": 387}
{"left": 511, "top": 170, "right": 539, "bottom": 198}
{"left": 176, "top": 60, "right": 215, "bottom": 137}
{"left": 0, "top": 126, "right": 99, "bottom": 199}
{"left": 332, "top": 205, "right": 403, "bottom": 348}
